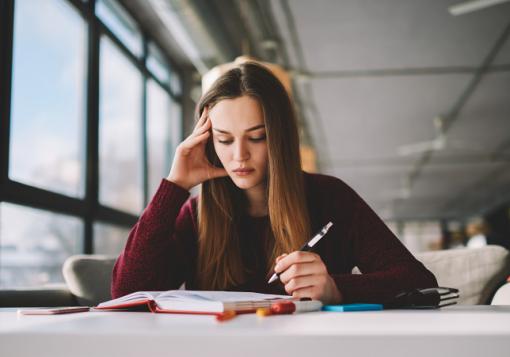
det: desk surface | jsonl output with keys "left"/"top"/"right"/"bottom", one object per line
{"left": 1, "top": 306, "right": 510, "bottom": 357}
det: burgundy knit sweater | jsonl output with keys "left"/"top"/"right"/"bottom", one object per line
{"left": 111, "top": 172, "right": 437, "bottom": 303}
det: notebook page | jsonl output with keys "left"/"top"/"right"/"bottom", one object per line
{"left": 154, "top": 291, "right": 292, "bottom": 313}
{"left": 157, "top": 290, "right": 291, "bottom": 302}
{"left": 97, "top": 291, "right": 162, "bottom": 308}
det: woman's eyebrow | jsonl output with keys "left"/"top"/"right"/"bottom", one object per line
{"left": 212, "top": 124, "right": 265, "bottom": 134}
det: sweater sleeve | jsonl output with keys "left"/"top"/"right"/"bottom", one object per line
{"left": 111, "top": 179, "right": 195, "bottom": 299}
{"left": 331, "top": 189, "right": 438, "bottom": 304}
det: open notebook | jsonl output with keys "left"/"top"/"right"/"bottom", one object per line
{"left": 96, "top": 290, "right": 292, "bottom": 315}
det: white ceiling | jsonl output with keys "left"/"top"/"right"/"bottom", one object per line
{"left": 269, "top": 0, "right": 510, "bottom": 220}
{"left": 126, "top": 0, "right": 510, "bottom": 221}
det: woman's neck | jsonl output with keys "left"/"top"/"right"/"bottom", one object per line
{"left": 244, "top": 183, "right": 268, "bottom": 217}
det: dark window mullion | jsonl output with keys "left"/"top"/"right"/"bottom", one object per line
{"left": 95, "top": 205, "right": 138, "bottom": 227}
{"left": 84, "top": 0, "right": 100, "bottom": 254}
{"left": 1, "top": 181, "right": 87, "bottom": 217}
{"left": 2, "top": 180, "right": 137, "bottom": 227}
{"left": 97, "top": 21, "right": 144, "bottom": 75}
{"left": 146, "top": 68, "right": 179, "bottom": 102}
{"left": 65, "top": 0, "right": 89, "bottom": 19}
{"left": 1, "top": 0, "right": 182, "bottom": 257}
{"left": 98, "top": 21, "right": 179, "bottom": 101}
{"left": 0, "top": 0, "right": 14, "bottom": 188}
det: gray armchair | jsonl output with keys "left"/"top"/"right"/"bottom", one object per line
{"left": 0, "top": 255, "right": 115, "bottom": 308}
{"left": 62, "top": 254, "right": 116, "bottom": 306}
{"left": 55, "top": 245, "right": 510, "bottom": 306}
{"left": 1, "top": 245, "right": 509, "bottom": 307}
{"left": 0, "top": 287, "right": 76, "bottom": 307}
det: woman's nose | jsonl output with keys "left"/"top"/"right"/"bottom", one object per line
{"left": 233, "top": 141, "right": 250, "bottom": 161}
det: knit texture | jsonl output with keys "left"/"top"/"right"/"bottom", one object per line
{"left": 111, "top": 172, "right": 438, "bottom": 303}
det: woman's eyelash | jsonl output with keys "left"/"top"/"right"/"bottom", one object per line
{"left": 218, "top": 136, "right": 266, "bottom": 144}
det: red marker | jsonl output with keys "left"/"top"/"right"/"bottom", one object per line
{"left": 270, "top": 300, "right": 323, "bottom": 315}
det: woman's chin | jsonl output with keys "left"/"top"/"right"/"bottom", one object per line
{"left": 229, "top": 175, "right": 260, "bottom": 190}
{"left": 231, "top": 179, "right": 254, "bottom": 190}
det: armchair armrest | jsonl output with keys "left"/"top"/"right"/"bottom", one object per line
{"left": 0, "top": 286, "right": 77, "bottom": 307}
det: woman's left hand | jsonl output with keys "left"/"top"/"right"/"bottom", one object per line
{"left": 274, "top": 252, "right": 342, "bottom": 305}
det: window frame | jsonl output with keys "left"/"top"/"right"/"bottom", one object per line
{"left": 0, "top": 0, "right": 183, "bottom": 259}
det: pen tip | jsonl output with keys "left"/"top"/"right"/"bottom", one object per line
{"left": 268, "top": 275, "right": 277, "bottom": 284}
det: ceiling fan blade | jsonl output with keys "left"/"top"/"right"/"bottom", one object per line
{"left": 449, "top": 0, "right": 510, "bottom": 16}
{"left": 447, "top": 140, "right": 489, "bottom": 153}
{"left": 397, "top": 139, "right": 443, "bottom": 156}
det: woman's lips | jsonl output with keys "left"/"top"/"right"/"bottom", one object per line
{"left": 233, "top": 168, "right": 254, "bottom": 176}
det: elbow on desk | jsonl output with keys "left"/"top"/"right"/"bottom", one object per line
{"left": 110, "top": 258, "right": 136, "bottom": 299}
{"left": 415, "top": 261, "right": 439, "bottom": 289}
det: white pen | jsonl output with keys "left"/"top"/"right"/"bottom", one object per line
{"left": 268, "top": 299, "right": 324, "bottom": 315}
{"left": 268, "top": 221, "right": 334, "bottom": 284}
{"left": 292, "top": 299, "right": 323, "bottom": 313}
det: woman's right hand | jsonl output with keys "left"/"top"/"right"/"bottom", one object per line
{"left": 166, "top": 107, "right": 228, "bottom": 190}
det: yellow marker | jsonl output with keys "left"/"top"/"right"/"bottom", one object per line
{"left": 256, "top": 307, "right": 272, "bottom": 317}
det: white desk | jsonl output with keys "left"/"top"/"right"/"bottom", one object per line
{"left": 1, "top": 306, "right": 510, "bottom": 357}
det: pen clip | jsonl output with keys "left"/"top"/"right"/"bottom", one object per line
{"left": 307, "top": 221, "right": 333, "bottom": 248}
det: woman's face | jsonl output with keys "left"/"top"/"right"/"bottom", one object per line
{"left": 208, "top": 95, "right": 268, "bottom": 193}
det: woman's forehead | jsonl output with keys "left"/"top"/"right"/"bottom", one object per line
{"left": 209, "top": 96, "right": 264, "bottom": 130}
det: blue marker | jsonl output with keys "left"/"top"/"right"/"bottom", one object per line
{"left": 322, "top": 303, "right": 383, "bottom": 312}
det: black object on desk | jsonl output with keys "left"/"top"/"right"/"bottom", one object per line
{"left": 384, "top": 287, "right": 459, "bottom": 309}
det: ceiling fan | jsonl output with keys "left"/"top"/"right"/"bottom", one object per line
{"left": 448, "top": 0, "right": 510, "bottom": 15}
{"left": 397, "top": 0, "right": 510, "bottom": 156}
{"left": 396, "top": 116, "right": 487, "bottom": 156}
{"left": 397, "top": 116, "right": 449, "bottom": 156}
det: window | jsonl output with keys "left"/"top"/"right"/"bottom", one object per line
{"left": 401, "top": 221, "right": 442, "bottom": 253}
{"left": 147, "top": 79, "right": 172, "bottom": 199}
{"left": 93, "top": 222, "right": 130, "bottom": 255}
{"left": 147, "top": 42, "right": 182, "bottom": 96}
{"left": 1, "top": 0, "right": 183, "bottom": 288}
{"left": 147, "top": 43, "right": 170, "bottom": 85}
{"left": 96, "top": 0, "right": 142, "bottom": 57}
{"left": 384, "top": 221, "right": 400, "bottom": 238}
{"left": 169, "top": 97, "right": 182, "bottom": 166}
{"left": 9, "top": 0, "right": 86, "bottom": 198}
{"left": 99, "top": 36, "right": 144, "bottom": 214}
{"left": 0, "top": 202, "right": 83, "bottom": 288}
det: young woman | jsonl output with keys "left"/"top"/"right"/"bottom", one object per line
{"left": 111, "top": 62, "right": 437, "bottom": 304}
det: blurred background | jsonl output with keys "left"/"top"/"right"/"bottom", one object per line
{"left": 1, "top": 0, "right": 509, "bottom": 289}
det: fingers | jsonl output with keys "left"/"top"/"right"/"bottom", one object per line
{"left": 288, "top": 276, "right": 342, "bottom": 304}
{"left": 282, "top": 275, "right": 320, "bottom": 296}
{"left": 178, "top": 107, "right": 212, "bottom": 155}
{"left": 207, "top": 166, "right": 228, "bottom": 179}
{"left": 274, "top": 252, "right": 340, "bottom": 304}
{"left": 193, "top": 107, "right": 210, "bottom": 133}
{"left": 275, "top": 253, "right": 288, "bottom": 264}
{"left": 275, "top": 251, "right": 328, "bottom": 298}
{"left": 274, "top": 251, "right": 319, "bottom": 274}
{"left": 278, "top": 261, "right": 326, "bottom": 285}
{"left": 180, "top": 130, "right": 210, "bottom": 153}
{"left": 192, "top": 118, "right": 211, "bottom": 138}
{"left": 288, "top": 286, "right": 318, "bottom": 300}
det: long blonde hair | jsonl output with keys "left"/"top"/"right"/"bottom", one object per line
{"left": 196, "top": 62, "right": 311, "bottom": 290}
